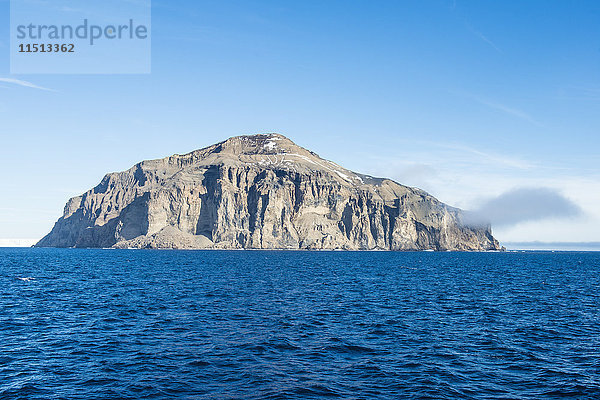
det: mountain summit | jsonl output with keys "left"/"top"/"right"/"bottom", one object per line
{"left": 37, "top": 134, "right": 501, "bottom": 250}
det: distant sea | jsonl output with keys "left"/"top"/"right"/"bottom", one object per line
{"left": 504, "top": 242, "right": 600, "bottom": 252}
{"left": 1, "top": 249, "right": 598, "bottom": 399}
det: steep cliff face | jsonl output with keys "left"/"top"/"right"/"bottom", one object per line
{"left": 37, "top": 134, "right": 501, "bottom": 250}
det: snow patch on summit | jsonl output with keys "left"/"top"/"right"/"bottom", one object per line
{"left": 263, "top": 141, "right": 277, "bottom": 151}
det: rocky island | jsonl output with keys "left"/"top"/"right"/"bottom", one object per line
{"left": 36, "top": 134, "right": 501, "bottom": 251}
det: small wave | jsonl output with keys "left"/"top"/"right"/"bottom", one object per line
{"left": 187, "top": 360, "right": 210, "bottom": 367}
{"left": 398, "top": 265, "right": 418, "bottom": 270}
{"left": 294, "top": 384, "right": 342, "bottom": 397}
{"left": 325, "top": 343, "right": 379, "bottom": 355}
{"left": 17, "top": 277, "right": 35, "bottom": 282}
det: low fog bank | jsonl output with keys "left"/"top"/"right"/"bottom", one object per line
{"left": 462, "top": 187, "right": 583, "bottom": 228}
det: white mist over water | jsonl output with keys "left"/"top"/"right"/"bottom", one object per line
{"left": 0, "top": 239, "right": 38, "bottom": 247}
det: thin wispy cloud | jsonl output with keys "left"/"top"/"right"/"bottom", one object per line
{"left": 476, "top": 97, "right": 542, "bottom": 126}
{"left": 466, "top": 24, "right": 502, "bottom": 54}
{"left": 0, "top": 78, "right": 56, "bottom": 92}
{"left": 430, "top": 142, "right": 535, "bottom": 169}
{"left": 555, "top": 86, "right": 600, "bottom": 102}
{"left": 457, "top": 91, "right": 543, "bottom": 126}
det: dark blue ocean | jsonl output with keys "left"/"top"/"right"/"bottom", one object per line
{"left": 1, "top": 249, "right": 598, "bottom": 399}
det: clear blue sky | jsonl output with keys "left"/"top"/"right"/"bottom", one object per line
{"left": 1, "top": 0, "right": 599, "bottom": 243}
